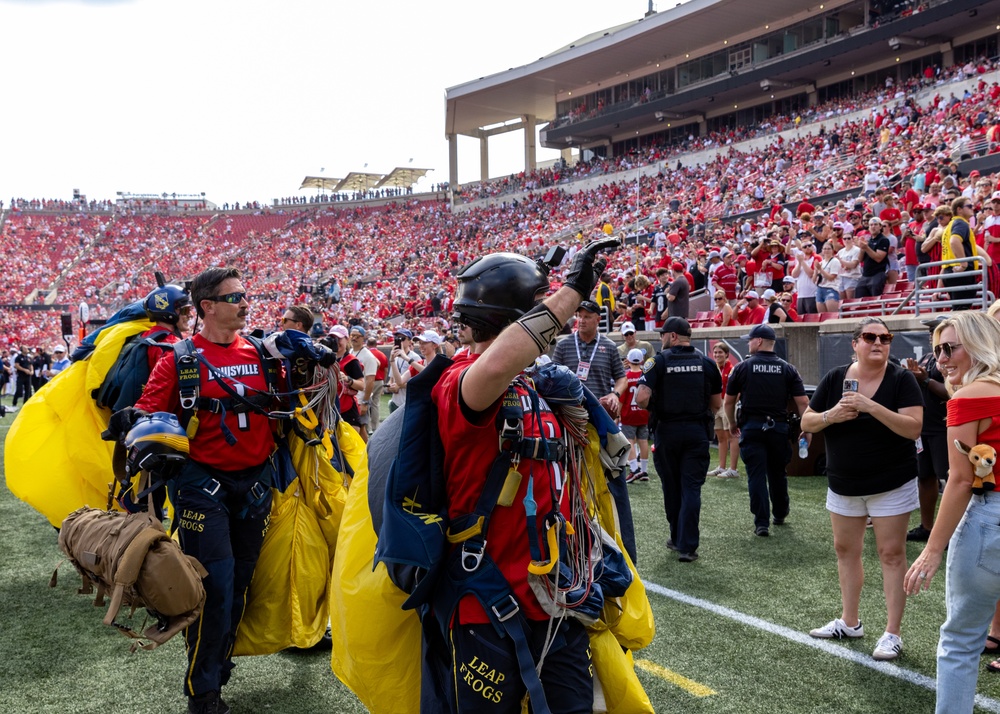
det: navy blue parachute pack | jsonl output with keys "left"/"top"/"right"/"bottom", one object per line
{"left": 375, "top": 356, "right": 630, "bottom": 714}
{"left": 92, "top": 331, "right": 174, "bottom": 413}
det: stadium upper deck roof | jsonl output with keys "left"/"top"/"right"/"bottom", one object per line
{"left": 444, "top": 0, "right": 1000, "bottom": 187}
{"left": 445, "top": 0, "right": 822, "bottom": 137}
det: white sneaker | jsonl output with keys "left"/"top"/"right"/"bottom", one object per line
{"left": 809, "top": 618, "right": 864, "bottom": 640}
{"left": 724, "top": 469, "right": 741, "bottom": 479}
{"left": 707, "top": 466, "right": 723, "bottom": 477}
{"left": 873, "top": 632, "right": 902, "bottom": 661}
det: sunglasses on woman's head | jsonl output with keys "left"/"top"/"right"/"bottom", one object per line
{"left": 859, "top": 332, "right": 893, "bottom": 345}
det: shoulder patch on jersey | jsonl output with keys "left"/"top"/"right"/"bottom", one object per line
{"left": 642, "top": 358, "right": 656, "bottom": 373}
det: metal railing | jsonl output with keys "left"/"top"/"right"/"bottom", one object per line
{"left": 838, "top": 258, "right": 993, "bottom": 317}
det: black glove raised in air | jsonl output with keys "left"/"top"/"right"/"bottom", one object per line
{"left": 102, "top": 407, "right": 149, "bottom": 443}
{"left": 563, "top": 237, "right": 621, "bottom": 298}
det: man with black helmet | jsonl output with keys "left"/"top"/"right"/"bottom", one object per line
{"left": 433, "top": 239, "right": 617, "bottom": 714}
{"left": 636, "top": 317, "right": 722, "bottom": 562}
{"left": 724, "top": 324, "right": 808, "bottom": 537}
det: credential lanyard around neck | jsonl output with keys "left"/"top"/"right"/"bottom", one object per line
{"left": 574, "top": 332, "right": 597, "bottom": 365}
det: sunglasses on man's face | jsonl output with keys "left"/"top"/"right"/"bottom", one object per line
{"left": 207, "top": 291, "right": 247, "bottom": 304}
{"left": 859, "top": 332, "right": 893, "bottom": 345}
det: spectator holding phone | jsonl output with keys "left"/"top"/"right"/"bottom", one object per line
{"left": 801, "top": 316, "right": 923, "bottom": 661}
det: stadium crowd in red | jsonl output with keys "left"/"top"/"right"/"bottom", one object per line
{"left": 2, "top": 58, "right": 999, "bottom": 350}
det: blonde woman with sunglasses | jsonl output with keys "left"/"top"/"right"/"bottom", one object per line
{"left": 905, "top": 312, "right": 1000, "bottom": 713}
{"left": 801, "top": 316, "right": 923, "bottom": 662}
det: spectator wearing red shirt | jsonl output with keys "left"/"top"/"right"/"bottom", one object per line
{"left": 620, "top": 349, "right": 651, "bottom": 483}
{"left": 879, "top": 193, "right": 904, "bottom": 237}
{"left": 713, "top": 251, "right": 740, "bottom": 300}
{"left": 735, "top": 290, "right": 766, "bottom": 325}
{"left": 983, "top": 193, "right": 1000, "bottom": 265}
{"left": 900, "top": 181, "right": 921, "bottom": 214}
{"left": 903, "top": 206, "right": 927, "bottom": 283}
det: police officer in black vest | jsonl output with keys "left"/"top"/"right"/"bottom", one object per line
{"left": 724, "top": 324, "right": 808, "bottom": 537}
{"left": 636, "top": 317, "right": 721, "bottom": 562}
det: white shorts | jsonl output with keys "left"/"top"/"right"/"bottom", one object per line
{"left": 826, "top": 478, "right": 918, "bottom": 518}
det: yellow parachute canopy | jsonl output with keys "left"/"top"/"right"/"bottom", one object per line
{"left": 5, "top": 320, "right": 155, "bottom": 526}
{"left": 233, "top": 422, "right": 358, "bottom": 654}
{"left": 329, "top": 424, "right": 654, "bottom": 713}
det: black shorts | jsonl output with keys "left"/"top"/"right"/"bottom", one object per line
{"left": 341, "top": 404, "right": 362, "bottom": 427}
{"left": 918, "top": 431, "right": 949, "bottom": 482}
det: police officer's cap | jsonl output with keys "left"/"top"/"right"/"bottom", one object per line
{"left": 743, "top": 324, "right": 776, "bottom": 341}
{"left": 660, "top": 317, "right": 692, "bottom": 336}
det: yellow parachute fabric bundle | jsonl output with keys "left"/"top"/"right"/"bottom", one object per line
{"left": 233, "top": 421, "right": 357, "bottom": 655}
{"left": 329, "top": 439, "right": 420, "bottom": 714}
{"left": 328, "top": 422, "right": 654, "bottom": 713}
{"left": 5, "top": 319, "right": 154, "bottom": 527}
{"left": 581, "top": 425, "right": 656, "bottom": 652}
{"left": 591, "top": 630, "right": 653, "bottom": 714}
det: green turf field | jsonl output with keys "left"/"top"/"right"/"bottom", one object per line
{"left": 4, "top": 406, "right": 1000, "bottom": 713}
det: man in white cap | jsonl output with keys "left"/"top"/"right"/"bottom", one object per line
{"left": 736, "top": 291, "right": 766, "bottom": 325}
{"left": 328, "top": 325, "right": 367, "bottom": 441}
{"left": 620, "top": 348, "right": 650, "bottom": 483}
{"left": 46, "top": 345, "right": 70, "bottom": 378}
{"left": 349, "top": 326, "right": 378, "bottom": 437}
{"left": 617, "top": 322, "right": 653, "bottom": 367}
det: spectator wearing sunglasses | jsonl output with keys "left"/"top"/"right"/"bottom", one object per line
{"left": 942, "top": 197, "right": 989, "bottom": 310}
{"left": 905, "top": 312, "right": 1000, "bottom": 711}
{"left": 801, "top": 317, "right": 923, "bottom": 662}
{"left": 127, "top": 267, "right": 333, "bottom": 713}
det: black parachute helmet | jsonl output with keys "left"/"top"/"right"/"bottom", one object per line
{"left": 144, "top": 284, "right": 191, "bottom": 327}
{"left": 452, "top": 252, "right": 550, "bottom": 334}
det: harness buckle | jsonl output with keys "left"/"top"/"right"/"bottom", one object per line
{"left": 249, "top": 482, "right": 267, "bottom": 501}
{"left": 460, "top": 540, "right": 487, "bottom": 572}
{"left": 179, "top": 390, "right": 198, "bottom": 411}
{"left": 491, "top": 596, "right": 520, "bottom": 623}
{"left": 203, "top": 479, "right": 221, "bottom": 497}
{"left": 498, "top": 417, "right": 522, "bottom": 451}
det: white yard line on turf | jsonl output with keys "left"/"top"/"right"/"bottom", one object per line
{"left": 643, "top": 579, "right": 1000, "bottom": 714}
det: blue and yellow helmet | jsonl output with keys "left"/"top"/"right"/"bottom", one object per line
{"left": 144, "top": 285, "right": 191, "bottom": 326}
{"left": 124, "top": 412, "right": 190, "bottom": 481}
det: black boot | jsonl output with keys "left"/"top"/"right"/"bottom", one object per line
{"left": 187, "top": 691, "right": 231, "bottom": 714}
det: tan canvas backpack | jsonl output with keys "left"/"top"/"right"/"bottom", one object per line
{"left": 52, "top": 506, "right": 208, "bottom": 650}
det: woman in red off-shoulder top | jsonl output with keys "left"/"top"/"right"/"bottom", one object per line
{"left": 905, "top": 312, "right": 1000, "bottom": 714}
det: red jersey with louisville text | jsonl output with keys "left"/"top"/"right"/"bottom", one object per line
{"left": 135, "top": 333, "right": 278, "bottom": 471}
{"left": 619, "top": 368, "right": 650, "bottom": 427}
{"left": 433, "top": 352, "right": 569, "bottom": 624}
